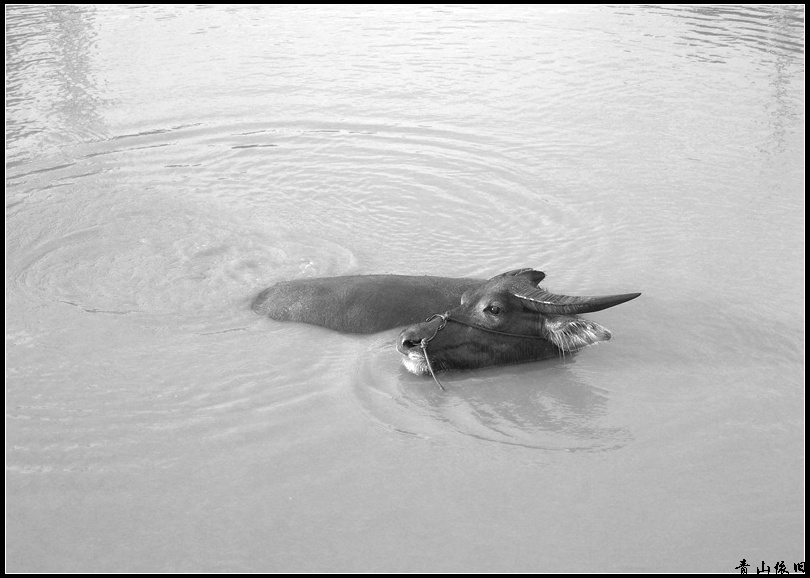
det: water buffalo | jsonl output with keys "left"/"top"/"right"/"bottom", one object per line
{"left": 252, "top": 269, "right": 640, "bottom": 383}
{"left": 394, "top": 269, "right": 640, "bottom": 381}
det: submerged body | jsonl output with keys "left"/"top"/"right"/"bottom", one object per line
{"left": 252, "top": 269, "right": 641, "bottom": 375}
{"left": 251, "top": 274, "right": 483, "bottom": 334}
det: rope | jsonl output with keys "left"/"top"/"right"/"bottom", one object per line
{"left": 420, "top": 339, "right": 446, "bottom": 391}
{"left": 414, "top": 311, "right": 548, "bottom": 392}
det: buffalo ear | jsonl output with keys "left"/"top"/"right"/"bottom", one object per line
{"left": 492, "top": 268, "right": 546, "bottom": 285}
{"left": 543, "top": 317, "right": 612, "bottom": 352}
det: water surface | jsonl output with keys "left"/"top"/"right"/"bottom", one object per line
{"left": 5, "top": 4, "right": 804, "bottom": 572}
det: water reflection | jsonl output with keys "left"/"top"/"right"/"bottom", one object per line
{"left": 6, "top": 5, "right": 104, "bottom": 161}
{"left": 651, "top": 4, "right": 804, "bottom": 58}
{"left": 647, "top": 4, "right": 803, "bottom": 157}
{"left": 353, "top": 339, "right": 632, "bottom": 452}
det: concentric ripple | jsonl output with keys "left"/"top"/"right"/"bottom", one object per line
{"left": 352, "top": 336, "right": 632, "bottom": 452}
{"left": 11, "top": 203, "right": 358, "bottom": 326}
{"left": 7, "top": 117, "right": 607, "bottom": 332}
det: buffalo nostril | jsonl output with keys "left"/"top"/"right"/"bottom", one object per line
{"left": 398, "top": 334, "right": 419, "bottom": 350}
{"left": 398, "top": 328, "right": 424, "bottom": 352}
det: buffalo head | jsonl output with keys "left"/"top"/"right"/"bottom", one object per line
{"left": 396, "top": 268, "right": 640, "bottom": 376}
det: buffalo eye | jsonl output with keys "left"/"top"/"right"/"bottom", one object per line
{"left": 484, "top": 304, "right": 502, "bottom": 315}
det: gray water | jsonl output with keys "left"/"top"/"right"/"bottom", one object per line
{"left": 5, "top": 4, "right": 804, "bottom": 572}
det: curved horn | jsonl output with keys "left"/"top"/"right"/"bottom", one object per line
{"left": 514, "top": 288, "right": 641, "bottom": 315}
